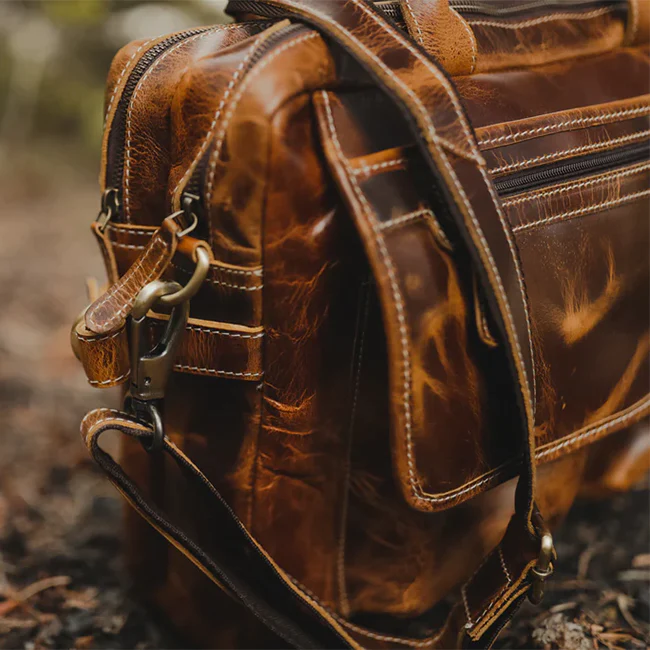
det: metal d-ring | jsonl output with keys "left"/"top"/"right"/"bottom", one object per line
{"left": 158, "top": 245, "right": 211, "bottom": 307}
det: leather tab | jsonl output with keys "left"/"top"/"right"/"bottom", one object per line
{"left": 399, "top": 0, "right": 477, "bottom": 75}
{"left": 74, "top": 315, "right": 264, "bottom": 388}
{"left": 75, "top": 321, "right": 131, "bottom": 388}
{"left": 85, "top": 216, "right": 180, "bottom": 334}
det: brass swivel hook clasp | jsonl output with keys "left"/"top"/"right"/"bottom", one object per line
{"left": 126, "top": 280, "right": 189, "bottom": 452}
{"left": 125, "top": 246, "right": 210, "bottom": 452}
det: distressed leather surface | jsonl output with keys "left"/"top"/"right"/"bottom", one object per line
{"left": 80, "top": 1, "right": 650, "bottom": 647}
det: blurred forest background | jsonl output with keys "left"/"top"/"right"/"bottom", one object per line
{"left": 0, "top": 2, "right": 648, "bottom": 649}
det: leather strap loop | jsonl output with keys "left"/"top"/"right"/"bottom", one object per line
{"left": 80, "top": 408, "right": 358, "bottom": 650}
{"left": 399, "top": 0, "right": 477, "bottom": 75}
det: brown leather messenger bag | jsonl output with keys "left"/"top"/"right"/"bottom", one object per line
{"left": 72, "top": 1, "right": 649, "bottom": 647}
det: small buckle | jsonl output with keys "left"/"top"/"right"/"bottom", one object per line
{"left": 529, "top": 527, "right": 554, "bottom": 605}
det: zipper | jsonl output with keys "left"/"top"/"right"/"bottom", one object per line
{"left": 179, "top": 22, "right": 307, "bottom": 222}
{"left": 100, "top": 26, "right": 214, "bottom": 225}
{"left": 227, "top": 0, "right": 623, "bottom": 22}
{"left": 494, "top": 141, "right": 650, "bottom": 197}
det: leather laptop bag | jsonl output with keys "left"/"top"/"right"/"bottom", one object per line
{"left": 72, "top": 1, "right": 650, "bottom": 647}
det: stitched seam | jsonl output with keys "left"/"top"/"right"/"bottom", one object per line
{"left": 205, "top": 33, "right": 319, "bottom": 211}
{"left": 402, "top": 0, "right": 425, "bottom": 46}
{"left": 81, "top": 408, "right": 149, "bottom": 432}
{"left": 76, "top": 328, "right": 123, "bottom": 344}
{"left": 322, "top": 92, "right": 424, "bottom": 505}
{"left": 109, "top": 238, "right": 264, "bottom": 277}
{"left": 171, "top": 29, "right": 267, "bottom": 203}
{"left": 353, "top": 157, "right": 408, "bottom": 177}
{"left": 103, "top": 39, "right": 154, "bottom": 129}
{"left": 467, "top": 584, "right": 510, "bottom": 630}
{"left": 499, "top": 546, "right": 512, "bottom": 584}
{"left": 451, "top": 8, "right": 478, "bottom": 73}
{"left": 379, "top": 208, "right": 452, "bottom": 249}
{"left": 174, "top": 364, "right": 262, "bottom": 378}
{"left": 537, "top": 397, "right": 650, "bottom": 458}
{"left": 124, "top": 30, "right": 215, "bottom": 222}
{"left": 89, "top": 233, "right": 167, "bottom": 327}
{"left": 89, "top": 371, "right": 130, "bottom": 386}
{"left": 286, "top": 574, "right": 446, "bottom": 647}
{"left": 185, "top": 324, "right": 264, "bottom": 339}
{"left": 304, "top": 0, "right": 536, "bottom": 458}
{"left": 172, "top": 261, "right": 263, "bottom": 290}
{"left": 109, "top": 225, "right": 157, "bottom": 236}
{"left": 340, "top": 0, "right": 535, "bottom": 421}
{"left": 467, "top": 7, "right": 611, "bottom": 29}
{"left": 491, "top": 130, "right": 650, "bottom": 174}
{"left": 512, "top": 189, "right": 650, "bottom": 233}
{"left": 432, "top": 393, "right": 650, "bottom": 498}
{"left": 502, "top": 161, "right": 650, "bottom": 207}
{"left": 478, "top": 104, "right": 650, "bottom": 147}
{"left": 461, "top": 583, "right": 473, "bottom": 626}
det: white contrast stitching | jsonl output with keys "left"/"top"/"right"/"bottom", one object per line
{"left": 467, "top": 7, "right": 611, "bottom": 30}
{"left": 537, "top": 397, "right": 650, "bottom": 459}
{"left": 402, "top": 0, "right": 425, "bottom": 46}
{"left": 322, "top": 92, "right": 424, "bottom": 503}
{"left": 491, "top": 130, "right": 650, "bottom": 175}
{"left": 186, "top": 324, "right": 264, "bottom": 339}
{"left": 502, "top": 161, "right": 650, "bottom": 208}
{"left": 174, "top": 364, "right": 262, "bottom": 378}
{"left": 478, "top": 104, "right": 650, "bottom": 147}
{"left": 171, "top": 30, "right": 267, "bottom": 203}
{"left": 451, "top": 8, "right": 478, "bottom": 73}
{"left": 499, "top": 546, "right": 512, "bottom": 585}
{"left": 353, "top": 157, "right": 408, "bottom": 177}
{"left": 171, "top": 262, "right": 263, "bottom": 290}
{"left": 90, "top": 234, "right": 168, "bottom": 328}
{"left": 286, "top": 574, "right": 446, "bottom": 647}
{"left": 124, "top": 30, "right": 216, "bottom": 222}
{"left": 512, "top": 189, "right": 650, "bottom": 233}
{"left": 109, "top": 224, "right": 157, "bottom": 236}
{"left": 378, "top": 208, "right": 452, "bottom": 249}
{"left": 89, "top": 371, "right": 130, "bottom": 386}
{"left": 109, "top": 237, "right": 263, "bottom": 277}
{"left": 76, "top": 328, "right": 123, "bottom": 344}
{"left": 103, "top": 39, "right": 154, "bottom": 129}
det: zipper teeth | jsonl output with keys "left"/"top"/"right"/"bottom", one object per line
{"left": 494, "top": 141, "right": 650, "bottom": 196}
{"left": 229, "top": 0, "right": 621, "bottom": 20}
{"left": 182, "top": 23, "right": 305, "bottom": 207}
{"left": 449, "top": 0, "right": 621, "bottom": 16}
{"left": 106, "top": 26, "right": 214, "bottom": 193}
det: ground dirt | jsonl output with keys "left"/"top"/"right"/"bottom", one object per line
{"left": 0, "top": 166, "right": 648, "bottom": 649}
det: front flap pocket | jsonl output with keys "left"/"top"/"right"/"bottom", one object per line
{"left": 315, "top": 89, "right": 650, "bottom": 513}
